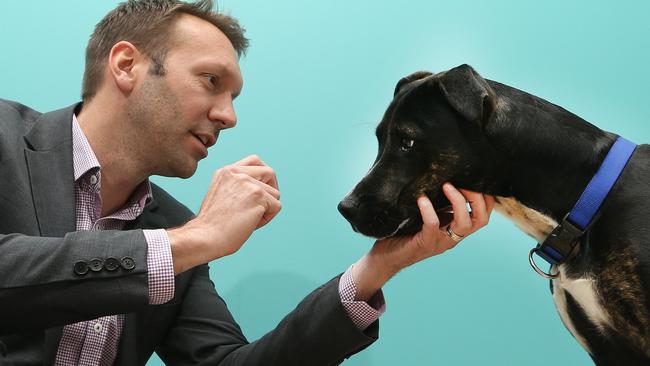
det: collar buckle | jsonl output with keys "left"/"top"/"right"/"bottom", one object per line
{"left": 529, "top": 215, "right": 585, "bottom": 278}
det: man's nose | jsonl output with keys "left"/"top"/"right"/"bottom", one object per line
{"left": 337, "top": 195, "right": 360, "bottom": 222}
{"left": 208, "top": 96, "right": 237, "bottom": 129}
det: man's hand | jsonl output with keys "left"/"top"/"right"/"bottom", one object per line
{"left": 352, "top": 183, "right": 495, "bottom": 301}
{"left": 168, "top": 155, "right": 282, "bottom": 274}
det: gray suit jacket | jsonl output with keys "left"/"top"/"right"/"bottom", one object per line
{"left": 0, "top": 100, "right": 378, "bottom": 365}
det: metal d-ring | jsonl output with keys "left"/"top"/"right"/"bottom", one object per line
{"left": 528, "top": 248, "right": 559, "bottom": 279}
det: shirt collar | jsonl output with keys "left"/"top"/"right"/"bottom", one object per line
{"left": 72, "top": 114, "right": 100, "bottom": 182}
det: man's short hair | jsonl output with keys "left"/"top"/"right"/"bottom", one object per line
{"left": 81, "top": 0, "right": 248, "bottom": 101}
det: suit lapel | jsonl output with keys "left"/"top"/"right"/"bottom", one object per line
{"left": 22, "top": 104, "right": 79, "bottom": 364}
{"left": 24, "top": 103, "right": 79, "bottom": 238}
{"left": 114, "top": 313, "right": 138, "bottom": 366}
{"left": 125, "top": 195, "right": 168, "bottom": 230}
{"left": 43, "top": 327, "right": 64, "bottom": 364}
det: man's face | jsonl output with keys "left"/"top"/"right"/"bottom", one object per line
{"left": 126, "top": 14, "right": 243, "bottom": 178}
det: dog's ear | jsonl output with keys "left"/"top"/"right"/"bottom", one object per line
{"left": 435, "top": 64, "right": 495, "bottom": 125}
{"left": 394, "top": 71, "right": 434, "bottom": 97}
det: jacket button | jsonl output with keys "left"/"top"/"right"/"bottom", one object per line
{"left": 88, "top": 258, "right": 103, "bottom": 272}
{"left": 104, "top": 257, "right": 119, "bottom": 271}
{"left": 121, "top": 257, "right": 136, "bottom": 270}
{"left": 74, "top": 261, "right": 89, "bottom": 275}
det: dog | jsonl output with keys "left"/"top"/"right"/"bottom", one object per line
{"left": 337, "top": 64, "right": 650, "bottom": 365}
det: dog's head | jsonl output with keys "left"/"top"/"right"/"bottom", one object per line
{"left": 338, "top": 64, "right": 502, "bottom": 238}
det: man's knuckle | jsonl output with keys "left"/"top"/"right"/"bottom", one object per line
{"left": 235, "top": 172, "right": 250, "bottom": 183}
{"left": 220, "top": 166, "right": 236, "bottom": 177}
{"left": 251, "top": 185, "right": 264, "bottom": 195}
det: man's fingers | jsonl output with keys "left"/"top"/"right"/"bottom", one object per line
{"left": 254, "top": 178, "right": 280, "bottom": 200}
{"left": 485, "top": 195, "right": 495, "bottom": 215}
{"left": 460, "top": 189, "right": 488, "bottom": 227}
{"left": 257, "top": 194, "right": 282, "bottom": 229}
{"left": 231, "top": 165, "right": 280, "bottom": 190}
{"left": 443, "top": 183, "right": 472, "bottom": 234}
{"left": 417, "top": 195, "right": 440, "bottom": 236}
{"left": 233, "top": 154, "right": 267, "bottom": 167}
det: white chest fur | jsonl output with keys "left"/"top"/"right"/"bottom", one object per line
{"left": 494, "top": 196, "right": 612, "bottom": 354}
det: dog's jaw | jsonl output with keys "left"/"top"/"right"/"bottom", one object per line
{"left": 377, "top": 218, "right": 412, "bottom": 240}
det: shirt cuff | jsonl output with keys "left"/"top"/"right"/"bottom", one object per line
{"left": 338, "top": 265, "right": 386, "bottom": 330}
{"left": 143, "top": 229, "right": 175, "bottom": 305}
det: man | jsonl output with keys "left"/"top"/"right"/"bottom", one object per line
{"left": 0, "top": 0, "right": 493, "bottom": 365}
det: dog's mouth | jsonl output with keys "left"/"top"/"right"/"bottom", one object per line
{"left": 436, "top": 204, "right": 455, "bottom": 228}
{"left": 385, "top": 204, "right": 454, "bottom": 238}
{"left": 341, "top": 190, "right": 456, "bottom": 239}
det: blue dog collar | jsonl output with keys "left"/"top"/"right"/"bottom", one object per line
{"left": 529, "top": 136, "right": 637, "bottom": 278}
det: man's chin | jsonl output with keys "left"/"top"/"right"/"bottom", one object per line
{"left": 176, "top": 170, "right": 196, "bottom": 179}
{"left": 179, "top": 163, "right": 199, "bottom": 179}
{"left": 158, "top": 159, "right": 199, "bottom": 179}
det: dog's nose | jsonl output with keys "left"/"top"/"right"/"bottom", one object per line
{"left": 337, "top": 196, "right": 359, "bottom": 222}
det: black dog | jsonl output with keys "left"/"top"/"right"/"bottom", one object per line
{"left": 338, "top": 64, "right": 650, "bottom": 365}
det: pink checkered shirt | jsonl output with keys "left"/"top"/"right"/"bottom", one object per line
{"left": 54, "top": 115, "right": 384, "bottom": 365}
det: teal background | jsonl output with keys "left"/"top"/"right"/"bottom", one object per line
{"left": 1, "top": 1, "right": 649, "bottom": 365}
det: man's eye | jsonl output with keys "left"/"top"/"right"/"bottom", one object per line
{"left": 206, "top": 74, "right": 220, "bottom": 88}
{"left": 400, "top": 138, "right": 415, "bottom": 152}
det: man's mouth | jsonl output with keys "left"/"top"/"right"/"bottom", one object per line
{"left": 192, "top": 133, "right": 216, "bottom": 148}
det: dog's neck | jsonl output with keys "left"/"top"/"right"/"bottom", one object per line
{"left": 482, "top": 80, "right": 617, "bottom": 223}
{"left": 492, "top": 196, "right": 557, "bottom": 241}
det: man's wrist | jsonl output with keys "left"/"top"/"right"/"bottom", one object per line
{"left": 167, "top": 224, "right": 205, "bottom": 275}
{"left": 351, "top": 251, "right": 396, "bottom": 301}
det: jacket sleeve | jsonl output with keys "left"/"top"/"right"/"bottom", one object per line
{"left": 156, "top": 265, "right": 379, "bottom": 366}
{"left": 0, "top": 230, "right": 150, "bottom": 332}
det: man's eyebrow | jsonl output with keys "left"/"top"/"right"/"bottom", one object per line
{"left": 199, "top": 61, "right": 227, "bottom": 72}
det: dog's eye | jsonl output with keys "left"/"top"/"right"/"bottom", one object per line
{"left": 400, "top": 138, "right": 415, "bottom": 152}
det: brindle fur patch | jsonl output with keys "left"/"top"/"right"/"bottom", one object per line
{"left": 412, "top": 152, "right": 460, "bottom": 197}
{"left": 598, "top": 246, "right": 650, "bottom": 357}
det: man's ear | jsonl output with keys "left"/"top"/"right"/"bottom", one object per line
{"left": 108, "top": 41, "right": 144, "bottom": 94}
{"left": 435, "top": 64, "right": 495, "bottom": 125}
{"left": 394, "top": 71, "right": 434, "bottom": 97}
